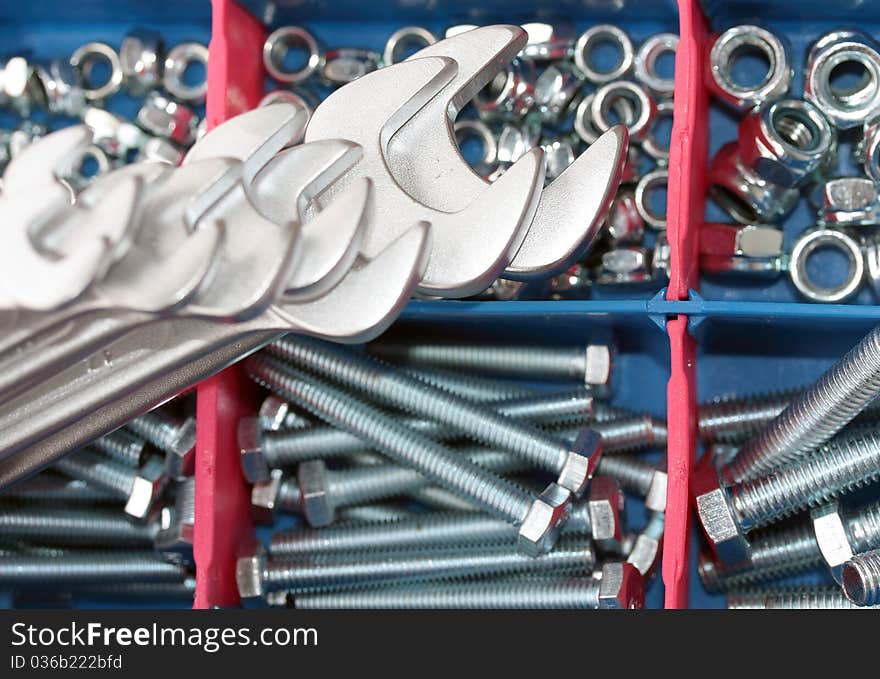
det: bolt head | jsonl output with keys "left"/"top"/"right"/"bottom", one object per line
{"left": 558, "top": 429, "right": 602, "bottom": 496}
{"left": 587, "top": 475, "right": 625, "bottom": 553}
{"left": 585, "top": 345, "right": 613, "bottom": 391}
{"left": 626, "top": 532, "right": 663, "bottom": 577}
{"left": 235, "top": 549, "right": 266, "bottom": 601}
{"left": 298, "top": 460, "right": 334, "bottom": 527}
{"left": 693, "top": 464, "right": 750, "bottom": 564}
{"left": 258, "top": 396, "right": 290, "bottom": 432}
{"left": 125, "top": 457, "right": 168, "bottom": 522}
{"left": 154, "top": 507, "right": 194, "bottom": 567}
{"left": 518, "top": 482, "right": 573, "bottom": 557}
{"left": 251, "top": 469, "right": 282, "bottom": 525}
{"left": 239, "top": 416, "right": 270, "bottom": 483}
{"left": 164, "top": 416, "right": 196, "bottom": 479}
{"left": 598, "top": 562, "right": 645, "bottom": 609}
{"left": 812, "top": 501, "right": 852, "bottom": 583}
{"left": 645, "top": 469, "right": 668, "bottom": 514}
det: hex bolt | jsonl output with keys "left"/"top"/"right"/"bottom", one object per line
{"left": 127, "top": 410, "right": 196, "bottom": 478}
{"left": 366, "top": 341, "right": 613, "bottom": 387}
{"left": 724, "top": 325, "right": 880, "bottom": 483}
{"left": 699, "top": 389, "right": 796, "bottom": 444}
{"left": 842, "top": 549, "right": 880, "bottom": 606}
{"left": 54, "top": 450, "right": 167, "bottom": 521}
{"left": 1, "top": 473, "right": 120, "bottom": 505}
{"left": 246, "top": 355, "right": 573, "bottom": 556}
{"left": 64, "top": 578, "right": 197, "bottom": 602}
{"left": 337, "top": 504, "right": 413, "bottom": 524}
{"left": 695, "top": 429, "right": 880, "bottom": 563}
{"left": 0, "top": 550, "right": 187, "bottom": 585}
{"left": 154, "top": 477, "right": 196, "bottom": 566}
{"left": 555, "top": 414, "right": 665, "bottom": 453}
{"left": 258, "top": 395, "right": 311, "bottom": 431}
{"left": 236, "top": 536, "right": 596, "bottom": 598}
{"left": 267, "top": 338, "right": 602, "bottom": 496}
{"left": 0, "top": 506, "right": 158, "bottom": 547}
{"left": 239, "top": 388, "right": 594, "bottom": 482}
{"left": 401, "top": 365, "right": 538, "bottom": 401}
{"left": 293, "top": 563, "right": 644, "bottom": 609}
{"left": 727, "top": 586, "right": 875, "bottom": 609}
{"left": 626, "top": 511, "right": 665, "bottom": 577}
{"left": 596, "top": 454, "right": 667, "bottom": 512}
{"left": 407, "top": 486, "right": 480, "bottom": 513}
{"left": 253, "top": 447, "right": 532, "bottom": 526}
{"left": 92, "top": 429, "right": 147, "bottom": 467}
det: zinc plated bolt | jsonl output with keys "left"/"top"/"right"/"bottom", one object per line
{"left": 0, "top": 550, "right": 187, "bottom": 585}
{"left": 127, "top": 410, "right": 196, "bottom": 478}
{"left": 626, "top": 511, "right": 665, "bottom": 577}
{"left": 267, "top": 338, "right": 602, "bottom": 497}
{"left": 407, "top": 486, "right": 481, "bottom": 513}
{"left": 0, "top": 506, "right": 158, "bottom": 547}
{"left": 239, "top": 388, "right": 594, "bottom": 483}
{"left": 727, "top": 586, "right": 877, "bottom": 609}
{"left": 337, "top": 504, "right": 414, "bottom": 524}
{"left": 695, "top": 429, "right": 880, "bottom": 563}
{"left": 723, "top": 325, "right": 880, "bottom": 483}
{"left": 293, "top": 564, "right": 644, "bottom": 609}
{"left": 0, "top": 473, "right": 120, "bottom": 505}
{"left": 366, "top": 341, "right": 613, "bottom": 388}
{"left": 92, "top": 429, "right": 147, "bottom": 467}
{"left": 236, "top": 536, "right": 596, "bottom": 598}
{"left": 247, "top": 355, "right": 575, "bottom": 556}
{"left": 596, "top": 454, "right": 667, "bottom": 512}
{"left": 842, "top": 549, "right": 880, "bottom": 606}
{"left": 699, "top": 389, "right": 797, "bottom": 444}
{"left": 258, "top": 395, "right": 312, "bottom": 431}
{"left": 66, "top": 577, "right": 196, "bottom": 602}
{"left": 555, "top": 415, "right": 666, "bottom": 453}
{"left": 401, "top": 365, "right": 538, "bottom": 401}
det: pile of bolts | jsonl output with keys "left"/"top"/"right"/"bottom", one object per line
{"left": 0, "top": 400, "right": 197, "bottom": 606}
{"left": 235, "top": 337, "right": 666, "bottom": 609}
{"left": 695, "top": 323, "right": 880, "bottom": 608}
{"left": 257, "top": 22, "right": 676, "bottom": 300}
{"left": 703, "top": 25, "right": 880, "bottom": 303}
{"left": 0, "top": 30, "right": 208, "bottom": 184}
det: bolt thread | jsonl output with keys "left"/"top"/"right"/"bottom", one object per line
{"left": 594, "top": 403, "right": 636, "bottom": 422}
{"left": 843, "top": 549, "right": 880, "bottom": 606}
{"left": 367, "top": 342, "right": 590, "bottom": 381}
{"left": 699, "top": 389, "right": 796, "bottom": 444}
{"left": 408, "top": 487, "right": 479, "bottom": 512}
{"left": 261, "top": 538, "right": 594, "bottom": 594}
{"left": 92, "top": 429, "right": 146, "bottom": 467}
{"left": 596, "top": 455, "right": 657, "bottom": 496}
{"left": 54, "top": 449, "right": 135, "bottom": 500}
{"left": 295, "top": 578, "right": 603, "bottom": 609}
{"left": 847, "top": 501, "right": 880, "bottom": 552}
{"left": 67, "top": 578, "right": 196, "bottom": 601}
{"left": 725, "top": 325, "right": 880, "bottom": 482}
{"left": 261, "top": 389, "right": 592, "bottom": 469}
{"left": 1, "top": 473, "right": 120, "bottom": 505}
{"left": 552, "top": 414, "right": 663, "bottom": 453}
{"left": 338, "top": 505, "right": 413, "bottom": 524}
{"left": 0, "top": 551, "right": 185, "bottom": 585}
{"left": 731, "top": 429, "right": 880, "bottom": 530}
{"left": 128, "top": 411, "right": 178, "bottom": 452}
{"left": 401, "top": 365, "right": 537, "bottom": 401}
{"left": 175, "top": 477, "right": 196, "bottom": 527}
{"left": 268, "top": 338, "right": 573, "bottom": 474}
{"left": 246, "top": 355, "right": 533, "bottom": 525}
{"left": 0, "top": 507, "right": 157, "bottom": 546}
{"left": 727, "top": 586, "right": 869, "bottom": 609}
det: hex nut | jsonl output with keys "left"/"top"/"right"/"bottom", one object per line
{"left": 700, "top": 223, "right": 784, "bottom": 260}
{"left": 321, "top": 48, "right": 380, "bottom": 86}
{"left": 693, "top": 463, "right": 750, "bottom": 564}
{"left": 496, "top": 122, "right": 540, "bottom": 163}
{"left": 574, "top": 24, "right": 634, "bottom": 84}
{"left": 635, "top": 168, "right": 668, "bottom": 229}
{"left": 251, "top": 469, "right": 283, "bottom": 525}
{"left": 587, "top": 476, "right": 625, "bottom": 553}
{"left": 591, "top": 80, "right": 656, "bottom": 144}
{"left": 643, "top": 99, "right": 674, "bottom": 164}
{"left": 541, "top": 138, "right": 575, "bottom": 181}
{"left": 806, "top": 30, "right": 880, "bottom": 130}
{"left": 454, "top": 118, "right": 498, "bottom": 175}
{"left": 605, "top": 188, "right": 645, "bottom": 245}
{"left": 383, "top": 26, "right": 437, "bottom": 66}
{"left": 533, "top": 64, "right": 582, "bottom": 124}
{"left": 119, "top": 29, "right": 164, "bottom": 95}
{"left": 789, "top": 228, "right": 864, "bottom": 303}
{"left": 634, "top": 33, "right": 679, "bottom": 97}
{"left": 708, "top": 25, "right": 792, "bottom": 112}
{"left": 297, "top": 459, "right": 334, "bottom": 527}
{"left": 474, "top": 58, "right": 536, "bottom": 120}
{"left": 517, "top": 482, "right": 573, "bottom": 557}
{"left": 598, "top": 247, "right": 651, "bottom": 284}
{"left": 812, "top": 501, "right": 853, "bottom": 583}
{"left": 136, "top": 91, "right": 199, "bottom": 146}
{"left": 70, "top": 42, "right": 123, "bottom": 102}
{"left": 83, "top": 106, "right": 148, "bottom": 158}
{"left": 597, "top": 562, "right": 644, "bottom": 609}
{"left": 163, "top": 42, "right": 209, "bottom": 103}
{"left": 520, "top": 22, "right": 576, "bottom": 62}
{"left": 136, "top": 137, "right": 183, "bottom": 165}
{"left": 811, "top": 176, "right": 880, "bottom": 226}
{"left": 35, "top": 60, "right": 84, "bottom": 117}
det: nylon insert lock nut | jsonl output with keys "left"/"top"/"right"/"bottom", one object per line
{"left": 136, "top": 137, "right": 183, "bottom": 165}
{"left": 136, "top": 91, "right": 199, "bottom": 146}
{"left": 70, "top": 42, "right": 123, "bottom": 102}
{"left": 34, "top": 60, "right": 83, "bottom": 117}
{"left": 263, "top": 27, "right": 321, "bottom": 84}
{"left": 2, "top": 57, "right": 46, "bottom": 116}
{"left": 634, "top": 33, "right": 679, "bottom": 98}
{"left": 473, "top": 58, "right": 536, "bottom": 121}
{"left": 520, "top": 22, "right": 576, "bottom": 62}
{"left": 806, "top": 30, "right": 880, "bottom": 130}
{"left": 320, "top": 48, "right": 380, "bottom": 86}
{"left": 574, "top": 24, "right": 634, "bottom": 84}
{"left": 856, "top": 116, "right": 880, "bottom": 183}
{"left": 789, "top": 228, "right": 864, "bottom": 303}
{"left": 82, "top": 106, "right": 147, "bottom": 159}
{"left": 533, "top": 64, "right": 582, "bottom": 125}
{"left": 810, "top": 176, "right": 880, "bottom": 227}
{"left": 383, "top": 26, "right": 437, "bottom": 66}
{"left": 605, "top": 188, "right": 645, "bottom": 245}
{"left": 591, "top": 80, "right": 657, "bottom": 144}
{"left": 635, "top": 169, "right": 668, "bottom": 230}
{"left": 699, "top": 222, "right": 786, "bottom": 277}
{"left": 163, "top": 42, "right": 208, "bottom": 103}
{"left": 119, "top": 29, "right": 164, "bottom": 96}
{"left": 597, "top": 247, "right": 652, "bottom": 285}
{"left": 496, "top": 122, "right": 541, "bottom": 164}
{"left": 708, "top": 25, "right": 792, "bottom": 112}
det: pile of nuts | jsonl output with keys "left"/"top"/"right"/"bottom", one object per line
{"left": 234, "top": 336, "right": 666, "bottom": 609}
{"left": 694, "top": 324, "right": 880, "bottom": 608}
{"left": 0, "top": 31, "right": 208, "bottom": 187}
{"left": 0, "top": 400, "right": 197, "bottom": 607}
{"left": 258, "top": 23, "right": 678, "bottom": 300}
{"left": 704, "top": 25, "right": 880, "bottom": 303}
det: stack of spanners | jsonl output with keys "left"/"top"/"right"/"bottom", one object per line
{"left": 0, "top": 25, "right": 626, "bottom": 489}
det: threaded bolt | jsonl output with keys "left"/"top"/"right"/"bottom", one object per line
{"left": 1, "top": 473, "right": 120, "bottom": 505}
{"left": 727, "top": 586, "right": 875, "bottom": 609}
{"left": 401, "top": 365, "right": 538, "bottom": 401}
{"left": 338, "top": 504, "right": 413, "bottom": 524}
{"left": 557, "top": 414, "right": 665, "bottom": 453}
{"left": 246, "top": 355, "right": 571, "bottom": 556}
{"left": 408, "top": 486, "right": 480, "bottom": 513}
{"left": 127, "top": 410, "right": 196, "bottom": 478}
{"left": 0, "top": 506, "right": 158, "bottom": 547}
{"left": 237, "top": 537, "right": 596, "bottom": 598}
{"left": 699, "top": 389, "right": 796, "bottom": 444}
{"left": 92, "top": 429, "right": 147, "bottom": 467}
{"left": 724, "top": 325, "right": 880, "bottom": 483}
{"left": 0, "top": 550, "right": 187, "bottom": 585}
{"left": 842, "top": 548, "right": 880, "bottom": 606}
{"left": 366, "top": 341, "right": 612, "bottom": 387}
{"left": 241, "top": 388, "right": 594, "bottom": 482}
{"left": 267, "top": 337, "right": 602, "bottom": 496}
{"left": 596, "top": 454, "right": 667, "bottom": 512}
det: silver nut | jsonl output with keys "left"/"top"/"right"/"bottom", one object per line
{"left": 699, "top": 223, "right": 785, "bottom": 277}
{"left": 35, "top": 60, "right": 83, "bottom": 117}
{"left": 70, "top": 42, "right": 123, "bottom": 102}
{"left": 520, "top": 22, "right": 576, "bottom": 61}
{"left": 258, "top": 89, "right": 317, "bottom": 119}
{"left": 597, "top": 562, "right": 644, "bottom": 609}
{"left": 251, "top": 468, "right": 282, "bottom": 525}
{"left": 263, "top": 26, "right": 321, "bottom": 84}
{"left": 587, "top": 476, "right": 625, "bottom": 553}
{"left": 643, "top": 99, "right": 674, "bottom": 164}
{"left": 58, "top": 144, "right": 111, "bottom": 192}
{"left": 496, "top": 122, "right": 540, "bottom": 163}
{"left": 454, "top": 118, "right": 498, "bottom": 176}
{"left": 83, "top": 106, "right": 148, "bottom": 158}
{"left": 652, "top": 233, "right": 672, "bottom": 282}
{"left": 517, "top": 482, "right": 573, "bottom": 557}
{"left": 857, "top": 115, "right": 880, "bottom": 183}
{"left": 120, "top": 28, "right": 164, "bottom": 95}
{"left": 574, "top": 24, "right": 634, "bottom": 84}
{"left": 383, "top": 26, "right": 437, "bottom": 66}
{"left": 591, "top": 80, "right": 656, "bottom": 144}
{"left": 321, "top": 48, "right": 380, "bottom": 86}
{"left": 541, "top": 138, "right": 576, "bottom": 181}
{"left": 812, "top": 501, "right": 853, "bottom": 583}
{"left": 125, "top": 457, "right": 168, "bottom": 522}
{"left": 474, "top": 58, "right": 535, "bottom": 120}
{"left": 708, "top": 25, "right": 791, "bottom": 112}
{"left": 297, "top": 459, "right": 334, "bottom": 527}
{"left": 136, "top": 91, "right": 199, "bottom": 146}
{"left": 635, "top": 168, "right": 668, "bottom": 229}
{"left": 598, "top": 247, "right": 651, "bottom": 284}
{"left": 693, "top": 464, "right": 750, "bottom": 564}
{"left": 635, "top": 32, "right": 679, "bottom": 97}
{"left": 136, "top": 137, "right": 183, "bottom": 165}
{"left": 533, "top": 64, "right": 582, "bottom": 124}
{"left": 606, "top": 188, "right": 645, "bottom": 245}
{"left": 574, "top": 93, "right": 600, "bottom": 145}
{"left": 806, "top": 30, "right": 880, "bottom": 130}
{"left": 163, "top": 42, "right": 209, "bottom": 103}
{"left": 558, "top": 429, "right": 602, "bottom": 496}
{"left": 811, "top": 176, "right": 880, "bottom": 226}
{"left": 789, "top": 228, "right": 864, "bottom": 303}
{"left": 2, "top": 56, "right": 45, "bottom": 116}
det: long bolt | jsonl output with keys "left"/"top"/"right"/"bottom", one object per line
{"left": 127, "top": 410, "right": 196, "bottom": 478}
{"left": 366, "top": 341, "right": 612, "bottom": 386}
{"left": 246, "top": 355, "right": 565, "bottom": 555}
{"left": 92, "top": 429, "right": 147, "bottom": 467}
{"left": 0, "top": 506, "right": 158, "bottom": 547}
{"left": 1, "top": 473, "right": 120, "bottom": 505}
{"left": 842, "top": 549, "right": 880, "bottom": 606}
{"left": 724, "top": 325, "right": 880, "bottom": 482}
{"left": 408, "top": 486, "right": 480, "bottom": 512}
{"left": 55, "top": 449, "right": 141, "bottom": 499}
{"left": 237, "top": 537, "right": 595, "bottom": 597}
{"left": 556, "top": 414, "right": 666, "bottom": 453}
{"left": 0, "top": 550, "right": 186, "bottom": 585}
{"left": 267, "top": 337, "right": 601, "bottom": 495}
{"left": 338, "top": 504, "right": 413, "bottom": 524}
{"left": 727, "top": 586, "right": 875, "bottom": 609}
{"left": 401, "top": 365, "right": 537, "bottom": 401}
